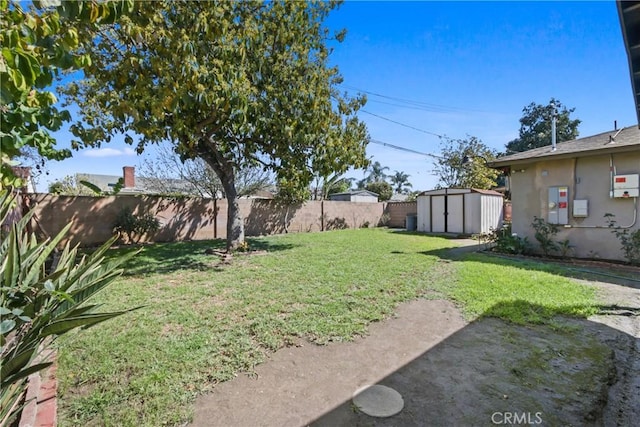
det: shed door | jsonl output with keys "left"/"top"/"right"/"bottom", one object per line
{"left": 448, "top": 195, "right": 464, "bottom": 233}
{"left": 432, "top": 196, "right": 445, "bottom": 232}
{"left": 432, "top": 194, "right": 464, "bottom": 233}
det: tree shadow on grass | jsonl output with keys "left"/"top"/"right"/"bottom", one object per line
{"left": 482, "top": 299, "right": 640, "bottom": 323}
{"left": 419, "top": 246, "right": 640, "bottom": 291}
{"left": 109, "top": 238, "right": 297, "bottom": 276}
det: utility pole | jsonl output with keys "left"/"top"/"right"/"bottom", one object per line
{"left": 551, "top": 100, "right": 557, "bottom": 151}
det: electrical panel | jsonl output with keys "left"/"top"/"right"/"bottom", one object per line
{"left": 613, "top": 174, "right": 640, "bottom": 198}
{"left": 548, "top": 186, "right": 569, "bottom": 224}
{"left": 573, "top": 199, "right": 588, "bottom": 217}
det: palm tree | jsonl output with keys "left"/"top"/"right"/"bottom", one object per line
{"left": 321, "top": 174, "right": 354, "bottom": 199}
{"left": 364, "top": 161, "right": 389, "bottom": 184}
{"left": 389, "top": 170, "right": 413, "bottom": 194}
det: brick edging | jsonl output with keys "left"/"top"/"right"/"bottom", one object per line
{"left": 19, "top": 350, "right": 57, "bottom": 427}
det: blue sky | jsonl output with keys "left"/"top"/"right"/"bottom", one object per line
{"left": 39, "top": 1, "right": 637, "bottom": 193}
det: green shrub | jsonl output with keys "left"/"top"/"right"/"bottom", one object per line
{"left": 531, "top": 216, "right": 561, "bottom": 257}
{"left": 326, "top": 217, "right": 348, "bottom": 230}
{"left": 476, "top": 222, "right": 530, "bottom": 255}
{"left": 605, "top": 213, "right": 640, "bottom": 265}
{"left": 0, "top": 191, "right": 139, "bottom": 425}
{"left": 558, "top": 239, "right": 574, "bottom": 258}
{"left": 113, "top": 207, "right": 160, "bottom": 244}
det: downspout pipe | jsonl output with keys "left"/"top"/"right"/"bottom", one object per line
{"left": 568, "top": 154, "right": 638, "bottom": 229}
{"left": 610, "top": 154, "right": 614, "bottom": 199}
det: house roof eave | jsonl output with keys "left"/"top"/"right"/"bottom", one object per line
{"left": 618, "top": 0, "right": 640, "bottom": 126}
{"left": 490, "top": 143, "right": 640, "bottom": 168}
{"left": 489, "top": 126, "right": 640, "bottom": 168}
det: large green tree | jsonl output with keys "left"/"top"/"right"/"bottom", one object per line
{"left": 433, "top": 136, "right": 499, "bottom": 189}
{"left": 365, "top": 181, "right": 392, "bottom": 201}
{"left": 64, "top": 1, "right": 368, "bottom": 250}
{"left": 0, "top": 0, "right": 133, "bottom": 188}
{"left": 505, "top": 98, "right": 581, "bottom": 154}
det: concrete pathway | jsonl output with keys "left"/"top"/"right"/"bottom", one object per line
{"left": 191, "top": 299, "right": 466, "bottom": 426}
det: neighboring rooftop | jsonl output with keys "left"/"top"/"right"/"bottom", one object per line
{"left": 329, "top": 190, "right": 379, "bottom": 197}
{"left": 74, "top": 166, "right": 276, "bottom": 198}
{"left": 490, "top": 126, "right": 640, "bottom": 167}
{"left": 389, "top": 193, "right": 410, "bottom": 202}
{"left": 75, "top": 166, "right": 216, "bottom": 197}
{"left": 76, "top": 173, "right": 206, "bottom": 195}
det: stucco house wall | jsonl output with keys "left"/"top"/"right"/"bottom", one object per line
{"left": 507, "top": 144, "right": 639, "bottom": 261}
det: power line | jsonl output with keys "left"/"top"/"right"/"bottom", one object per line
{"left": 370, "top": 139, "right": 441, "bottom": 159}
{"left": 341, "top": 84, "right": 493, "bottom": 114}
{"left": 365, "top": 98, "right": 463, "bottom": 113}
{"left": 361, "top": 110, "right": 444, "bottom": 138}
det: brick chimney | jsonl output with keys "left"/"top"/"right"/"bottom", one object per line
{"left": 123, "top": 166, "right": 135, "bottom": 188}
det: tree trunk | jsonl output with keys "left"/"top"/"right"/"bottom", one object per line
{"left": 222, "top": 176, "right": 244, "bottom": 251}
{"left": 201, "top": 147, "right": 245, "bottom": 251}
{"left": 283, "top": 205, "right": 290, "bottom": 234}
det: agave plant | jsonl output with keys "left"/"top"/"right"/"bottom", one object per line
{"left": 0, "top": 191, "right": 139, "bottom": 425}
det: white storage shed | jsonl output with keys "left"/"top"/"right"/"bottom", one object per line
{"left": 328, "top": 190, "right": 379, "bottom": 203}
{"left": 417, "top": 188, "right": 504, "bottom": 234}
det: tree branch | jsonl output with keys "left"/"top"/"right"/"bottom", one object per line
{"left": 195, "top": 115, "right": 218, "bottom": 136}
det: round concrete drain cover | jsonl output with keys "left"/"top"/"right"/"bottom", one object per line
{"left": 352, "top": 385, "right": 404, "bottom": 417}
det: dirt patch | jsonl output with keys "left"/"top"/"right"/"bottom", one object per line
{"left": 203, "top": 249, "right": 270, "bottom": 271}
{"left": 192, "top": 294, "right": 638, "bottom": 426}
{"left": 313, "top": 317, "right": 621, "bottom": 427}
{"left": 161, "top": 323, "right": 185, "bottom": 337}
{"left": 585, "top": 279, "right": 640, "bottom": 427}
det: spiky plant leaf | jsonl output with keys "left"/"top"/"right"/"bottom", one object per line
{"left": 0, "top": 190, "right": 140, "bottom": 423}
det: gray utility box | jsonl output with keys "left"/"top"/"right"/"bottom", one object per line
{"left": 548, "top": 186, "right": 569, "bottom": 225}
{"left": 406, "top": 214, "right": 417, "bottom": 231}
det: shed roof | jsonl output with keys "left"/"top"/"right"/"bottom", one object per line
{"left": 489, "top": 126, "right": 640, "bottom": 167}
{"left": 329, "top": 190, "right": 379, "bottom": 197}
{"left": 418, "top": 188, "right": 503, "bottom": 197}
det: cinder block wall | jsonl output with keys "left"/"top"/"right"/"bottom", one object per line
{"left": 386, "top": 202, "right": 417, "bottom": 228}
{"left": 31, "top": 194, "right": 217, "bottom": 246}
{"left": 29, "top": 195, "right": 387, "bottom": 246}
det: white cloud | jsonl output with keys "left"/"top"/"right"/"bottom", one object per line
{"left": 82, "top": 147, "right": 136, "bottom": 158}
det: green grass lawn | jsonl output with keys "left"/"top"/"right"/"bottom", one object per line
{"left": 57, "top": 228, "right": 598, "bottom": 426}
